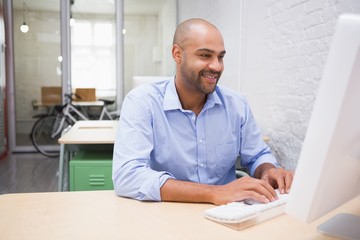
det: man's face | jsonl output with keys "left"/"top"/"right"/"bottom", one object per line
{"left": 178, "top": 28, "right": 226, "bottom": 95}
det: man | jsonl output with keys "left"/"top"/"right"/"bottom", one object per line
{"left": 113, "top": 18, "right": 293, "bottom": 205}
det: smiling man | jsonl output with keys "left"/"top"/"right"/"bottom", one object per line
{"left": 112, "top": 18, "right": 293, "bottom": 205}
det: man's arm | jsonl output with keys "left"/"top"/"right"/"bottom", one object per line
{"left": 160, "top": 176, "right": 279, "bottom": 206}
{"left": 160, "top": 163, "right": 294, "bottom": 205}
{"left": 113, "top": 91, "right": 174, "bottom": 201}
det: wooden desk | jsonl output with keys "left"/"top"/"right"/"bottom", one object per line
{"left": 0, "top": 191, "right": 358, "bottom": 240}
{"left": 58, "top": 120, "right": 118, "bottom": 191}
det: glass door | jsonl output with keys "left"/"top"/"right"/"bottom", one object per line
{"left": 6, "top": 0, "right": 177, "bottom": 153}
{"left": 8, "top": 0, "right": 119, "bottom": 152}
{"left": 0, "top": 1, "right": 6, "bottom": 158}
{"left": 11, "top": 0, "right": 61, "bottom": 151}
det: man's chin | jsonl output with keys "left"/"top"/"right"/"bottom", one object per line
{"left": 203, "top": 85, "right": 217, "bottom": 94}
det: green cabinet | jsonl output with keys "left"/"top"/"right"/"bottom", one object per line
{"left": 69, "top": 151, "right": 113, "bottom": 191}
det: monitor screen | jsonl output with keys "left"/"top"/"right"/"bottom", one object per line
{"left": 285, "top": 13, "right": 360, "bottom": 227}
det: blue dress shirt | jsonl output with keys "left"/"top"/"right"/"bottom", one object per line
{"left": 112, "top": 78, "right": 277, "bottom": 201}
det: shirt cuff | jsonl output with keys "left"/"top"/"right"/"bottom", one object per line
{"left": 249, "top": 154, "right": 278, "bottom": 177}
{"left": 138, "top": 171, "right": 175, "bottom": 201}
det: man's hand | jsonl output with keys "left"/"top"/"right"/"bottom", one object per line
{"left": 210, "top": 176, "right": 278, "bottom": 205}
{"left": 255, "top": 163, "right": 294, "bottom": 194}
{"left": 261, "top": 168, "right": 293, "bottom": 194}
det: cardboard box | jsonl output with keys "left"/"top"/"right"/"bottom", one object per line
{"left": 41, "top": 86, "right": 62, "bottom": 105}
{"left": 74, "top": 88, "right": 96, "bottom": 102}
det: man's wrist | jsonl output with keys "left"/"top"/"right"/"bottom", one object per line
{"left": 160, "top": 178, "right": 219, "bottom": 204}
{"left": 254, "top": 163, "right": 276, "bottom": 179}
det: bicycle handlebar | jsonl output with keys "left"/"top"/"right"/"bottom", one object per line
{"left": 64, "top": 93, "right": 82, "bottom": 102}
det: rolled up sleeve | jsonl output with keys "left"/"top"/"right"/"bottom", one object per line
{"left": 112, "top": 92, "right": 175, "bottom": 201}
{"left": 239, "top": 99, "right": 278, "bottom": 176}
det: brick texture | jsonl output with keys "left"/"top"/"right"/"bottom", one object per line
{"left": 243, "top": 0, "right": 360, "bottom": 170}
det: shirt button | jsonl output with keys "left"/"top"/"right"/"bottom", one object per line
{"left": 199, "top": 139, "right": 203, "bottom": 143}
{"left": 200, "top": 163, "right": 205, "bottom": 168}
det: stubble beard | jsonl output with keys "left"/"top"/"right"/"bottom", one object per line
{"left": 181, "top": 65, "right": 221, "bottom": 95}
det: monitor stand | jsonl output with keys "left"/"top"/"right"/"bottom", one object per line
{"left": 317, "top": 213, "right": 360, "bottom": 240}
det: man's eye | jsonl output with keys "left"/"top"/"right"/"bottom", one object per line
{"left": 200, "top": 54, "right": 211, "bottom": 58}
{"left": 218, "top": 55, "right": 225, "bottom": 60}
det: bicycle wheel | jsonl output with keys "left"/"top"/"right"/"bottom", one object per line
{"left": 30, "top": 115, "right": 69, "bottom": 157}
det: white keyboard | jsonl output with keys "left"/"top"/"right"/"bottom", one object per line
{"left": 204, "top": 191, "right": 289, "bottom": 230}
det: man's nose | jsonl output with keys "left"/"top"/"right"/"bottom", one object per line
{"left": 208, "top": 58, "right": 223, "bottom": 72}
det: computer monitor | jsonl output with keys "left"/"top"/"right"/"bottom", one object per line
{"left": 285, "top": 14, "right": 360, "bottom": 239}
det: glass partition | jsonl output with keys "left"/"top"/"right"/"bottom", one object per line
{"left": 7, "top": 0, "right": 177, "bottom": 152}
{"left": 70, "top": 1, "right": 116, "bottom": 99}
{"left": 12, "top": 0, "right": 61, "bottom": 148}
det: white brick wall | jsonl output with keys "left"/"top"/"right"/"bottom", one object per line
{"left": 242, "top": 0, "right": 360, "bottom": 170}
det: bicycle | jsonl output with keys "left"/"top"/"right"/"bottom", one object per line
{"left": 30, "top": 93, "right": 119, "bottom": 157}
{"left": 94, "top": 98, "right": 120, "bottom": 120}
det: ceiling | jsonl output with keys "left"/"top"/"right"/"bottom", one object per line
{"left": 13, "top": 0, "right": 172, "bottom": 15}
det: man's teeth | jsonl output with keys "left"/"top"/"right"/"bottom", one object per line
{"left": 204, "top": 74, "right": 216, "bottom": 79}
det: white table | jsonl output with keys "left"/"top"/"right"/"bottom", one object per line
{"left": 57, "top": 120, "right": 118, "bottom": 191}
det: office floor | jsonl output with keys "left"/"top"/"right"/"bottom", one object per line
{"left": 0, "top": 153, "right": 63, "bottom": 194}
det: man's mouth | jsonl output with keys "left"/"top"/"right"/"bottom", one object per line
{"left": 202, "top": 72, "right": 219, "bottom": 83}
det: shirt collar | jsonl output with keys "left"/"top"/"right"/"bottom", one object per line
{"left": 163, "top": 78, "right": 223, "bottom": 112}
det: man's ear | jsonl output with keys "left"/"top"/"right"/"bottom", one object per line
{"left": 172, "top": 44, "right": 182, "bottom": 64}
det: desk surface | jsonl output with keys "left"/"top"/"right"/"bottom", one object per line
{"left": 33, "top": 101, "right": 105, "bottom": 108}
{"left": 58, "top": 120, "right": 118, "bottom": 144}
{"left": 0, "top": 191, "right": 358, "bottom": 240}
